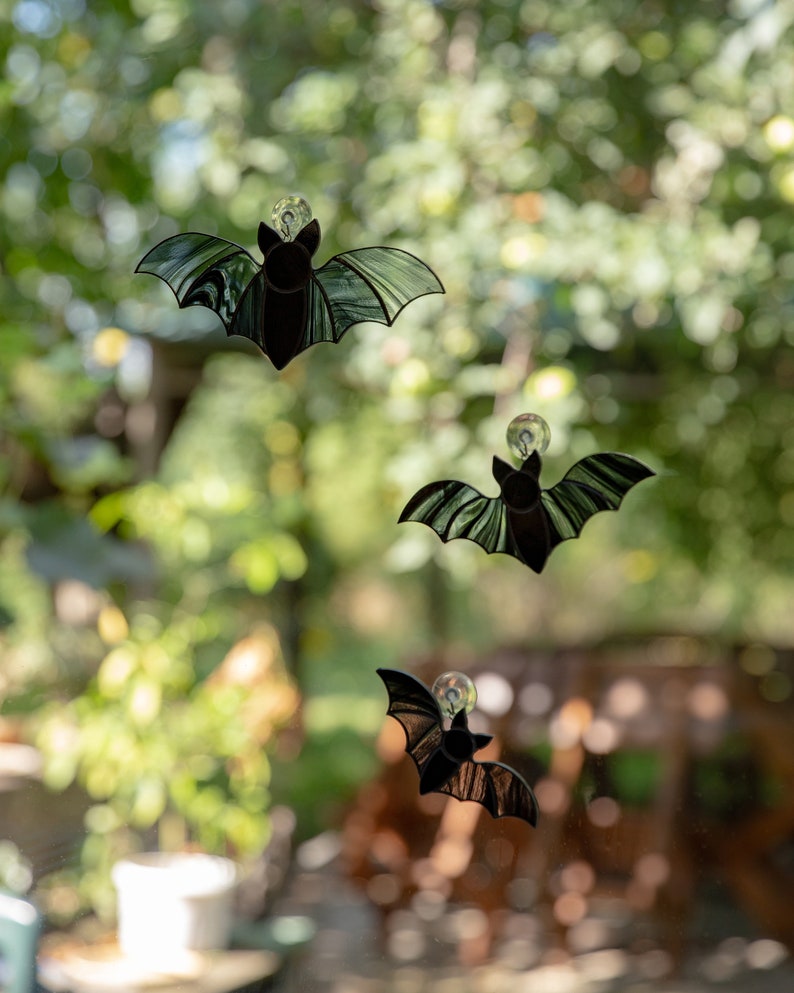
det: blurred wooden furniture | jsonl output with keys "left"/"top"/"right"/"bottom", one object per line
{"left": 710, "top": 669, "right": 794, "bottom": 949}
{"left": 343, "top": 639, "right": 794, "bottom": 965}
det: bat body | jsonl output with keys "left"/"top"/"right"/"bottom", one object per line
{"left": 376, "top": 668, "right": 538, "bottom": 825}
{"left": 136, "top": 219, "right": 444, "bottom": 370}
{"left": 399, "top": 450, "right": 655, "bottom": 573}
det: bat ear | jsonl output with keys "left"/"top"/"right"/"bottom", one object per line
{"left": 295, "top": 219, "right": 321, "bottom": 256}
{"left": 521, "top": 451, "right": 542, "bottom": 477}
{"left": 451, "top": 709, "right": 469, "bottom": 729}
{"left": 258, "top": 222, "right": 282, "bottom": 256}
{"left": 492, "top": 456, "right": 513, "bottom": 485}
{"left": 473, "top": 733, "right": 493, "bottom": 752}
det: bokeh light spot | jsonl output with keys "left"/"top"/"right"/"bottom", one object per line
{"left": 560, "top": 860, "right": 595, "bottom": 894}
{"left": 634, "top": 852, "right": 670, "bottom": 888}
{"left": 473, "top": 671, "right": 514, "bottom": 716}
{"left": 739, "top": 643, "right": 776, "bottom": 676}
{"left": 582, "top": 717, "right": 620, "bottom": 754}
{"left": 97, "top": 605, "right": 129, "bottom": 645}
{"left": 605, "top": 678, "right": 648, "bottom": 719}
{"left": 535, "top": 778, "right": 569, "bottom": 817}
{"left": 745, "top": 938, "right": 788, "bottom": 970}
{"left": 764, "top": 115, "right": 794, "bottom": 152}
{"left": 586, "top": 796, "right": 620, "bottom": 828}
{"left": 519, "top": 681, "right": 554, "bottom": 716}
{"left": 553, "top": 890, "right": 587, "bottom": 926}
{"left": 92, "top": 327, "right": 130, "bottom": 367}
{"left": 549, "top": 697, "right": 593, "bottom": 747}
{"left": 525, "top": 366, "right": 576, "bottom": 401}
{"left": 687, "top": 681, "right": 729, "bottom": 722}
{"left": 366, "top": 873, "right": 402, "bottom": 907}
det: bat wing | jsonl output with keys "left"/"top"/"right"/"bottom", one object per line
{"left": 376, "top": 668, "right": 444, "bottom": 776}
{"left": 305, "top": 247, "right": 444, "bottom": 350}
{"left": 136, "top": 232, "right": 260, "bottom": 333}
{"left": 399, "top": 480, "right": 519, "bottom": 558}
{"left": 437, "top": 760, "right": 538, "bottom": 825}
{"left": 541, "top": 453, "right": 655, "bottom": 549}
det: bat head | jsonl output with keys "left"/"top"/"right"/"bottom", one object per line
{"left": 258, "top": 219, "right": 321, "bottom": 293}
{"left": 441, "top": 726, "right": 478, "bottom": 762}
{"left": 442, "top": 709, "right": 493, "bottom": 762}
{"left": 499, "top": 469, "right": 541, "bottom": 513}
{"left": 263, "top": 241, "right": 312, "bottom": 292}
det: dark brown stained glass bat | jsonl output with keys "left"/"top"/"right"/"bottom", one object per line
{"left": 135, "top": 206, "right": 444, "bottom": 370}
{"left": 399, "top": 449, "right": 655, "bottom": 573}
{"left": 376, "top": 668, "right": 538, "bottom": 825}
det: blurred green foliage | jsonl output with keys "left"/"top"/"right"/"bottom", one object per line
{"left": 2, "top": 0, "right": 794, "bottom": 913}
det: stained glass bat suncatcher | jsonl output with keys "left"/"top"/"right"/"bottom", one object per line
{"left": 377, "top": 667, "right": 538, "bottom": 825}
{"left": 136, "top": 196, "right": 444, "bottom": 370}
{"left": 400, "top": 413, "right": 656, "bottom": 573}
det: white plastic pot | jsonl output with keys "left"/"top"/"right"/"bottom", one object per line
{"left": 112, "top": 853, "right": 238, "bottom": 958}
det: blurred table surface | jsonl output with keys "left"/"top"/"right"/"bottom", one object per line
{"left": 37, "top": 941, "right": 282, "bottom": 993}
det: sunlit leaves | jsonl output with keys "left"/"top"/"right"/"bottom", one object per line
{"left": 230, "top": 535, "right": 307, "bottom": 594}
{"left": 1, "top": 0, "right": 792, "bottom": 610}
{"left": 272, "top": 71, "right": 358, "bottom": 134}
{"left": 36, "top": 606, "right": 290, "bottom": 873}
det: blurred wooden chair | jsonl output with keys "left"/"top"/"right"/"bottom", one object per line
{"left": 0, "top": 891, "right": 39, "bottom": 993}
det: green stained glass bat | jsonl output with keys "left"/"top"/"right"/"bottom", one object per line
{"left": 399, "top": 449, "right": 655, "bottom": 574}
{"left": 136, "top": 198, "right": 444, "bottom": 370}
